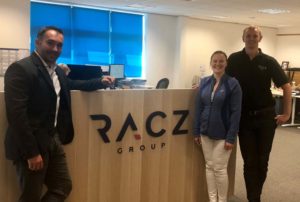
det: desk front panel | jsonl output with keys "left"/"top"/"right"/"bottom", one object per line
{"left": 0, "top": 90, "right": 236, "bottom": 202}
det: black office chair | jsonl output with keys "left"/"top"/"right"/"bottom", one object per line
{"left": 156, "top": 78, "right": 169, "bottom": 89}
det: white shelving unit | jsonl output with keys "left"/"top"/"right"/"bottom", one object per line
{"left": 0, "top": 48, "right": 29, "bottom": 76}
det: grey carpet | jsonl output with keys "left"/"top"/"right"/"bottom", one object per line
{"left": 230, "top": 126, "right": 300, "bottom": 202}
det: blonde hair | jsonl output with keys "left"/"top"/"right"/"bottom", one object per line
{"left": 242, "top": 25, "right": 263, "bottom": 40}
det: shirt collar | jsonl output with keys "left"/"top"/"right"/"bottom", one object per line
{"left": 34, "top": 50, "right": 57, "bottom": 70}
{"left": 242, "top": 48, "right": 263, "bottom": 55}
{"left": 242, "top": 48, "right": 263, "bottom": 60}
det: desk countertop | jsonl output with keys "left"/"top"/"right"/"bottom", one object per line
{"left": 287, "top": 67, "right": 300, "bottom": 71}
{"left": 271, "top": 88, "right": 300, "bottom": 98}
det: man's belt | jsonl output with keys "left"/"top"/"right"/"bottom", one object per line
{"left": 244, "top": 106, "right": 275, "bottom": 117}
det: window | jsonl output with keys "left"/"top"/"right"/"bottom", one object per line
{"left": 111, "top": 12, "right": 143, "bottom": 77}
{"left": 30, "top": 2, "right": 143, "bottom": 77}
{"left": 30, "top": 3, "right": 71, "bottom": 59}
{"left": 72, "top": 7, "right": 110, "bottom": 65}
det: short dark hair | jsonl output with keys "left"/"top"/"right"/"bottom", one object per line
{"left": 210, "top": 50, "right": 228, "bottom": 62}
{"left": 37, "top": 26, "right": 63, "bottom": 39}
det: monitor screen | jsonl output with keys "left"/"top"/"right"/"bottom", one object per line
{"left": 67, "top": 64, "right": 103, "bottom": 80}
{"left": 101, "top": 65, "right": 110, "bottom": 76}
{"left": 109, "top": 64, "right": 125, "bottom": 79}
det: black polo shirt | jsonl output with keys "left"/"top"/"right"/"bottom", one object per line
{"left": 226, "top": 48, "right": 288, "bottom": 111}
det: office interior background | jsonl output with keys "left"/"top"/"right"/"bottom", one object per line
{"left": 1, "top": 0, "right": 300, "bottom": 91}
{"left": 1, "top": 1, "right": 300, "bottom": 201}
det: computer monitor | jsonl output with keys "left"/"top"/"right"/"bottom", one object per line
{"left": 109, "top": 64, "right": 125, "bottom": 79}
{"left": 67, "top": 64, "right": 103, "bottom": 80}
{"left": 101, "top": 65, "right": 110, "bottom": 76}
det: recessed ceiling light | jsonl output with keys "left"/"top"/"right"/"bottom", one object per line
{"left": 277, "top": 24, "right": 291, "bottom": 27}
{"left": 127, "top": 4, "right": 155, "bottom": 9}
{"left": 258, "top": 8, "right": 290, "bottom": 14}
{"left": 211, "top": 15, "right": 228, "bottom": 19}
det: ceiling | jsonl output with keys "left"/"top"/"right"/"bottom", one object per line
{"left": 38, "top": 0, "right": 300, "bottom": 28}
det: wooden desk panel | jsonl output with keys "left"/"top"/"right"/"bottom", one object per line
{"left": 0, "top": 93, "right": 20, "bottom": 202}
{"left": 0, "top": 90, "right": 236, "bottom": 202}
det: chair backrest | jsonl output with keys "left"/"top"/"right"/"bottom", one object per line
{"left": 156, "top": 78, "right": 169, "bottom": 89}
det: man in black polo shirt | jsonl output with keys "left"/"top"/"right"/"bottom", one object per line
{"left": 226, "top": 26, "right": 292, "bottom": 202}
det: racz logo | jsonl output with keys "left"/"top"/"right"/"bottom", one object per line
{"left": 90, "top": 110, "right": 189, "bottom": 153}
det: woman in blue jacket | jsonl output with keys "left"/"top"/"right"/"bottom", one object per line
{"left": 194, "top": 50, "right": 242, "bottom": 202}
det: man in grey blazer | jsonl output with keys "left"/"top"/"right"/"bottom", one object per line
{"left": 4, "top": 26, "right": 114, "bottom": 202}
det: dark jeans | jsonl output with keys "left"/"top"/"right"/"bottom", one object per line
{"left": 14, "top": 134, "right": 72, "bottom": 202}
{"left": 238, "top": 110, "right": 277, "bottom": 202}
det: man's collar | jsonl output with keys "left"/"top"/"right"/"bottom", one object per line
{"left": 34, "top": 50, "right": 57, "bottom": 69}
{"left": 242, "top": 48, "right": 262, "bottom": 57}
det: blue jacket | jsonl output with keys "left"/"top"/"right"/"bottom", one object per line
{"left": 193, "top": 74, "right": 242, "bottom": 143}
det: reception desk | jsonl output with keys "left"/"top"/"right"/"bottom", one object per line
{"left": 0, "top": 89, "right": 236, "bottom": 202}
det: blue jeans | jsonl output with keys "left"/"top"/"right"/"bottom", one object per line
{"left": 14, "top": 134, "right": 72, "bottom": 202}
{"left": 238, "top": 109, "right": 277, "bottom": 202}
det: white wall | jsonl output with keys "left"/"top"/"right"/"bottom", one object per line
{"left": 0, "top": 1, "right": 287, "bottom": 90}
{"left": 145, "top": 15, "right": 278, "bottom": 88}
{"left": 276, "top": 27, "right": 300, "bottom": 68}
{"left": 144, "top": 14, "right": 178, "bottom": 88}
{"left": 0, "top": 0, "right": 30, "bottom": 49}
{"left": 181, "top": 18, "right": 278, "bottom": 88}
{"left": 0, "top": 0, "right": 30, "bottom": 91}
